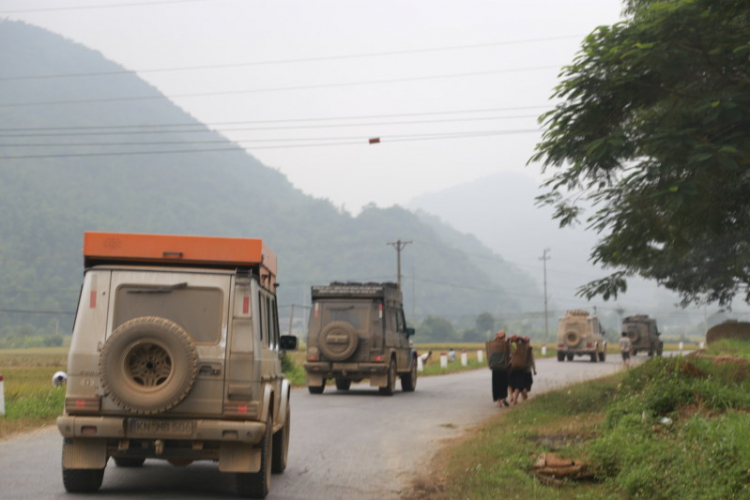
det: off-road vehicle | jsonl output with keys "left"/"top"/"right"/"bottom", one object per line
{"left": 57, "top": 232, "right": 297, "bottom": 499}
{"left": 556, "top": 309, "right": 607, "bottom": 362}
{"left": 622, "top": 314, "right": 663, "bottom": 356}
{"left": 304, "top": 282, "right": 417, "bottom": 395}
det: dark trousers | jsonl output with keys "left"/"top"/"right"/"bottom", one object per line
{"left": 492, "top": 369, "right": 509, "bottom": 401}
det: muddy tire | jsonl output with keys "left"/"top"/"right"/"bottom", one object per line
{"left": 379, "top": 359, "right": 397, "bottom": 396}
{"left": 557, "top": 352, "right": 565, "bottom": 362}
{"left": 400, "top": 357, "right": 417, "bottom": 392}
{"left": 114, "top": 457, "right": 145, "bottom": 467}
{"left": 271, "top": 408, "right": 290, "bottom": 474}
{"left": 99, "top": 316, "right": 199, "bottom": 415}
{"left": 598, "top": 350, "right": 606, "bottom": 362}
{"left": 237, "top": 415, "right": 273, "bottom": 498}
{"left": 308, "top": 380, "right": 325, "bottom": 394}
{"left": 590, "top": 353, "right": 597, "bottom": 363}
{"left": 335, "top": 378, "right": 352, "bottom": 391}
{"left": 62, "top": 467, "right": 105, "bottom": 493}
{"left": 566, "top": 353, "right": 574, "bottom": 361}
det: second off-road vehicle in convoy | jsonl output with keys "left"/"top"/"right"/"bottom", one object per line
{"left": 622, "top": 314, "right": 663, "bottom": 356}
{"left": 57, "top": 232, "right": 297, "bottom": 499}
{"left": 556, "top": 309, "right": 607, "bottom": 362}
{"left": 304, "top": 282, "right": 418, "bottom": 395}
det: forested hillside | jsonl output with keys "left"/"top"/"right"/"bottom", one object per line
{"left": 0, "top": 20, "right": 540, "bottom": 341}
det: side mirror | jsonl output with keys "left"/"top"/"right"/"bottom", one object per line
{"left": 406, "top": 327, "right": 415, "bottom": 337}
{"left": 280, "top": 335, "right": 298, "bottom": 351}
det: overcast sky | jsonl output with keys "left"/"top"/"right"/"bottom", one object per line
{"left": 2, "top": 0, "right": 625, "bottom": 214}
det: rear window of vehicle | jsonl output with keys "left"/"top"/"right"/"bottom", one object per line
{"left": 114, "top": 284, "right": 223, "bottom": 344}
{"left": 317, "top": 301, "right": 375, "bottom": 331}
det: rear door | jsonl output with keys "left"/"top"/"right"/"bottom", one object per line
{"left": 106, "top": 269, "right": 231, "bottom": 416}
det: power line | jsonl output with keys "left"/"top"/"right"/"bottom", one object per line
{"left": 0, "top": 0, "right": 215, "bottom": 15}
{"left": 0, "top": 35, "right": 584, "bottom": 81}
{"left": 0, "top": 128, "right": 540, "bottom": 159}
{"left": 0, "top": 65, "right": 562, "bottom": 109}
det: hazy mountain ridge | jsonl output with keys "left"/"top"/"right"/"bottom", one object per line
{"left": 0, "top": 19, "right": 539, "bottom": 335}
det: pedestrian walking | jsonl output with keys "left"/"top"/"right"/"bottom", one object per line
{"left": 509, "top": 335, "right": 530, "bottom": 404}
{"left": 619, "top": 332, "right": 632, "bottom": 367}
{"left": 520, "top": 336, "right": 536, "bottom": 401}
{"left": 486, "top": 330, "right": 510, "bottom": 408}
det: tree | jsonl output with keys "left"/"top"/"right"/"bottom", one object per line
{"left": 531, "top": 0, "right": 750, "bottom": 307}
{"left": 475, "top": 312, "right": 497, "bottom": 336}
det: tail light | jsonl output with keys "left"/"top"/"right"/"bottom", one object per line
{"left": 557, "top": 343, "right": 565, "bottom": 349}
{"left": 66, "top": 397, "right": 101, "bottom": 414}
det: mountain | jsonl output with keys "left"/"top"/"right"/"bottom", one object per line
{"left": 0, "top": 19, "right": 540, "bottom": 338}
{"left": 407, "top": 171, "right": 743, "bottom": 333}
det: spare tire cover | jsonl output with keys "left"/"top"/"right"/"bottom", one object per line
{"left": 318, "top": 321, "right": 359, "bottom": 361}
{"left": 564, "top": 330, "right": 581, "bottom": 347}
{"left": 99, "top": 316, "right": 199, "bottom": 415}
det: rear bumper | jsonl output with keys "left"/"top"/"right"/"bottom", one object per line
{"left": 57, "top": 415, "right": 266, "bottom": 445}
{"left": 304, "top": 361, "right": 387, "bottom": 376}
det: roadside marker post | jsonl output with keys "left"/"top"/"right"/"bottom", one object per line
{"left": 476, "top": 349, "right": 483, "bottom": 364}
{"left": 0, "top": 374, "right": 5, "bottom": 416}
{"left": 679, "top": 342, "right": 684, "bottom": 352}
{"left": 460, "top": 349, "right": 467, "bottom": 367}
{"left": 417, "top": 357, "right": 424, "bottom": 372}
{"left": 541, "top": 344, "right": 547, "bottom": 356}
{"left": 440, "top": 352, "right": 448, "bottom": 369}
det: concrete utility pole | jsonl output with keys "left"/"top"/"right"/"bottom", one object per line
{"left": 387, "top": 239, "right": 412, "bottom": 290}
{"left": 540, "top": 248, "right": 551, "bottom": 339}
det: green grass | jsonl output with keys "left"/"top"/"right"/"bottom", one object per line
{"left": 418, "top": 343, "right": 750, "bottom": 500}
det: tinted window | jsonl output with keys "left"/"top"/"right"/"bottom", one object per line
{"left": 114, "top": 285, "right": 222, "bottom": 344}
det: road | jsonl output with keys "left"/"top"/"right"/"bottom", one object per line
{"left": 0, "top": 353, "right": 651, "bottom": 500}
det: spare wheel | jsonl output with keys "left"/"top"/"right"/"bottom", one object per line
{"left": 99, "top": 316, "right": 199, "bottom": 415}
{"left": 318, "top": 321, "right": 359, "bottom": 361}
{"left": 564, "top": 330, "right": 581, "bottom": 347}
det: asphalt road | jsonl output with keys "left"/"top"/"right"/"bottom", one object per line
{"left": 0, "top": 352, "right": 663, "bottom": 500}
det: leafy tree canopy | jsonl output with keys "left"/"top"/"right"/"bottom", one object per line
{"left": 531, "top": 0, "right": 750, "bottom": 307}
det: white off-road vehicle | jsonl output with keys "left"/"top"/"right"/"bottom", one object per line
{"left": 556, "top": 309, "right": 607, "bottom": 362}
{"left": 57, "top": 232, "right": 297, "bottom": 498}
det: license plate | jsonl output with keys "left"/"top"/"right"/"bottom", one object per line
{"left": 128, "top": 418, "right": 195, "bottom": 437}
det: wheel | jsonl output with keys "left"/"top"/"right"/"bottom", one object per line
{"left": 114, "top": 457, "right": 145, "bottom": 467}
{"left": 379, "top": 359, "right": 396, "bottom": 396}
{"left": 566, "top": 353, "right": 574, "bottom": 361}
{"left": 557, "top": 352, "right": 565, "bottom": 362}
{"left": 271, "top": 408, "right": 290, "bottom": 474}
{"left": 599, "top": 350, "right": 606, "bottom": 362}
{"left": 62, "top": 467, "right": 105, "bottom": 493}
{"left": 236, "top": 415, "right": 273, "bottom": 498}
{"left": 590, "top": 353, "right": 597, "bottom": 363}
{"left": 318, "top": 321, "right": 359, "bottom": 361}
{"left": 335, "top": 378, "right": 351, "bottom": 391}
{"left": 400, "top": 357, "right": 417, "bottom": 392}
{"left": 307, "top": 382, "right": 325, "bottom": 395}
{"left": 99, "top": 316, "right": 199, "bottom": 415}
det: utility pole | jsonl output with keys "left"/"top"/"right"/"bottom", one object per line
{"left": 540, "top": 248, "right": 551, "bottom": 339}
{"left": 387, "top": 239, "right": 412, "bottom": 290}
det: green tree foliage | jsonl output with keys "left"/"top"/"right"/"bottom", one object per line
{"left": 416, "top": 316, "right": 459, "bottom": 342}
{"left": 531, "top": 0, "right": 750, "bottom": 307}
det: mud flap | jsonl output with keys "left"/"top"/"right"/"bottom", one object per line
{"left": 369, "top": 373, "right": 387, "bottom": 387}
{"left": 219, "top": 442, "right": 261, "bottom": 473}
{"left": 62, "top": 438, "right": 107, "bottom": 469}
{"left": 306, "top": 373, "right": 324, "bottom": 387}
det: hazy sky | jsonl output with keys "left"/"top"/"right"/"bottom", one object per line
{"left": 2, "top": 0, "right": 625, "bottom": 214}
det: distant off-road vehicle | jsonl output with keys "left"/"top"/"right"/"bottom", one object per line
{"left": 556, "top": 309, "right": 607, "bottom": 362}
{"left": 622, "top": 314, "right": 663, "bottom": 356}
{"left": 57, "top": 232, "right": 297, "bottom": 499}
{"left": 304, "top": 282, "right": 418, "bottom": 395}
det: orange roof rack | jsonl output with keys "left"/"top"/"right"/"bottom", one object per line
{"left": 83, "top": 232, "right": 277, "bottom": 286}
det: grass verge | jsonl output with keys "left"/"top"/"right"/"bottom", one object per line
{"left": 408, "top": 343, "right": 750, "bottom": 500}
